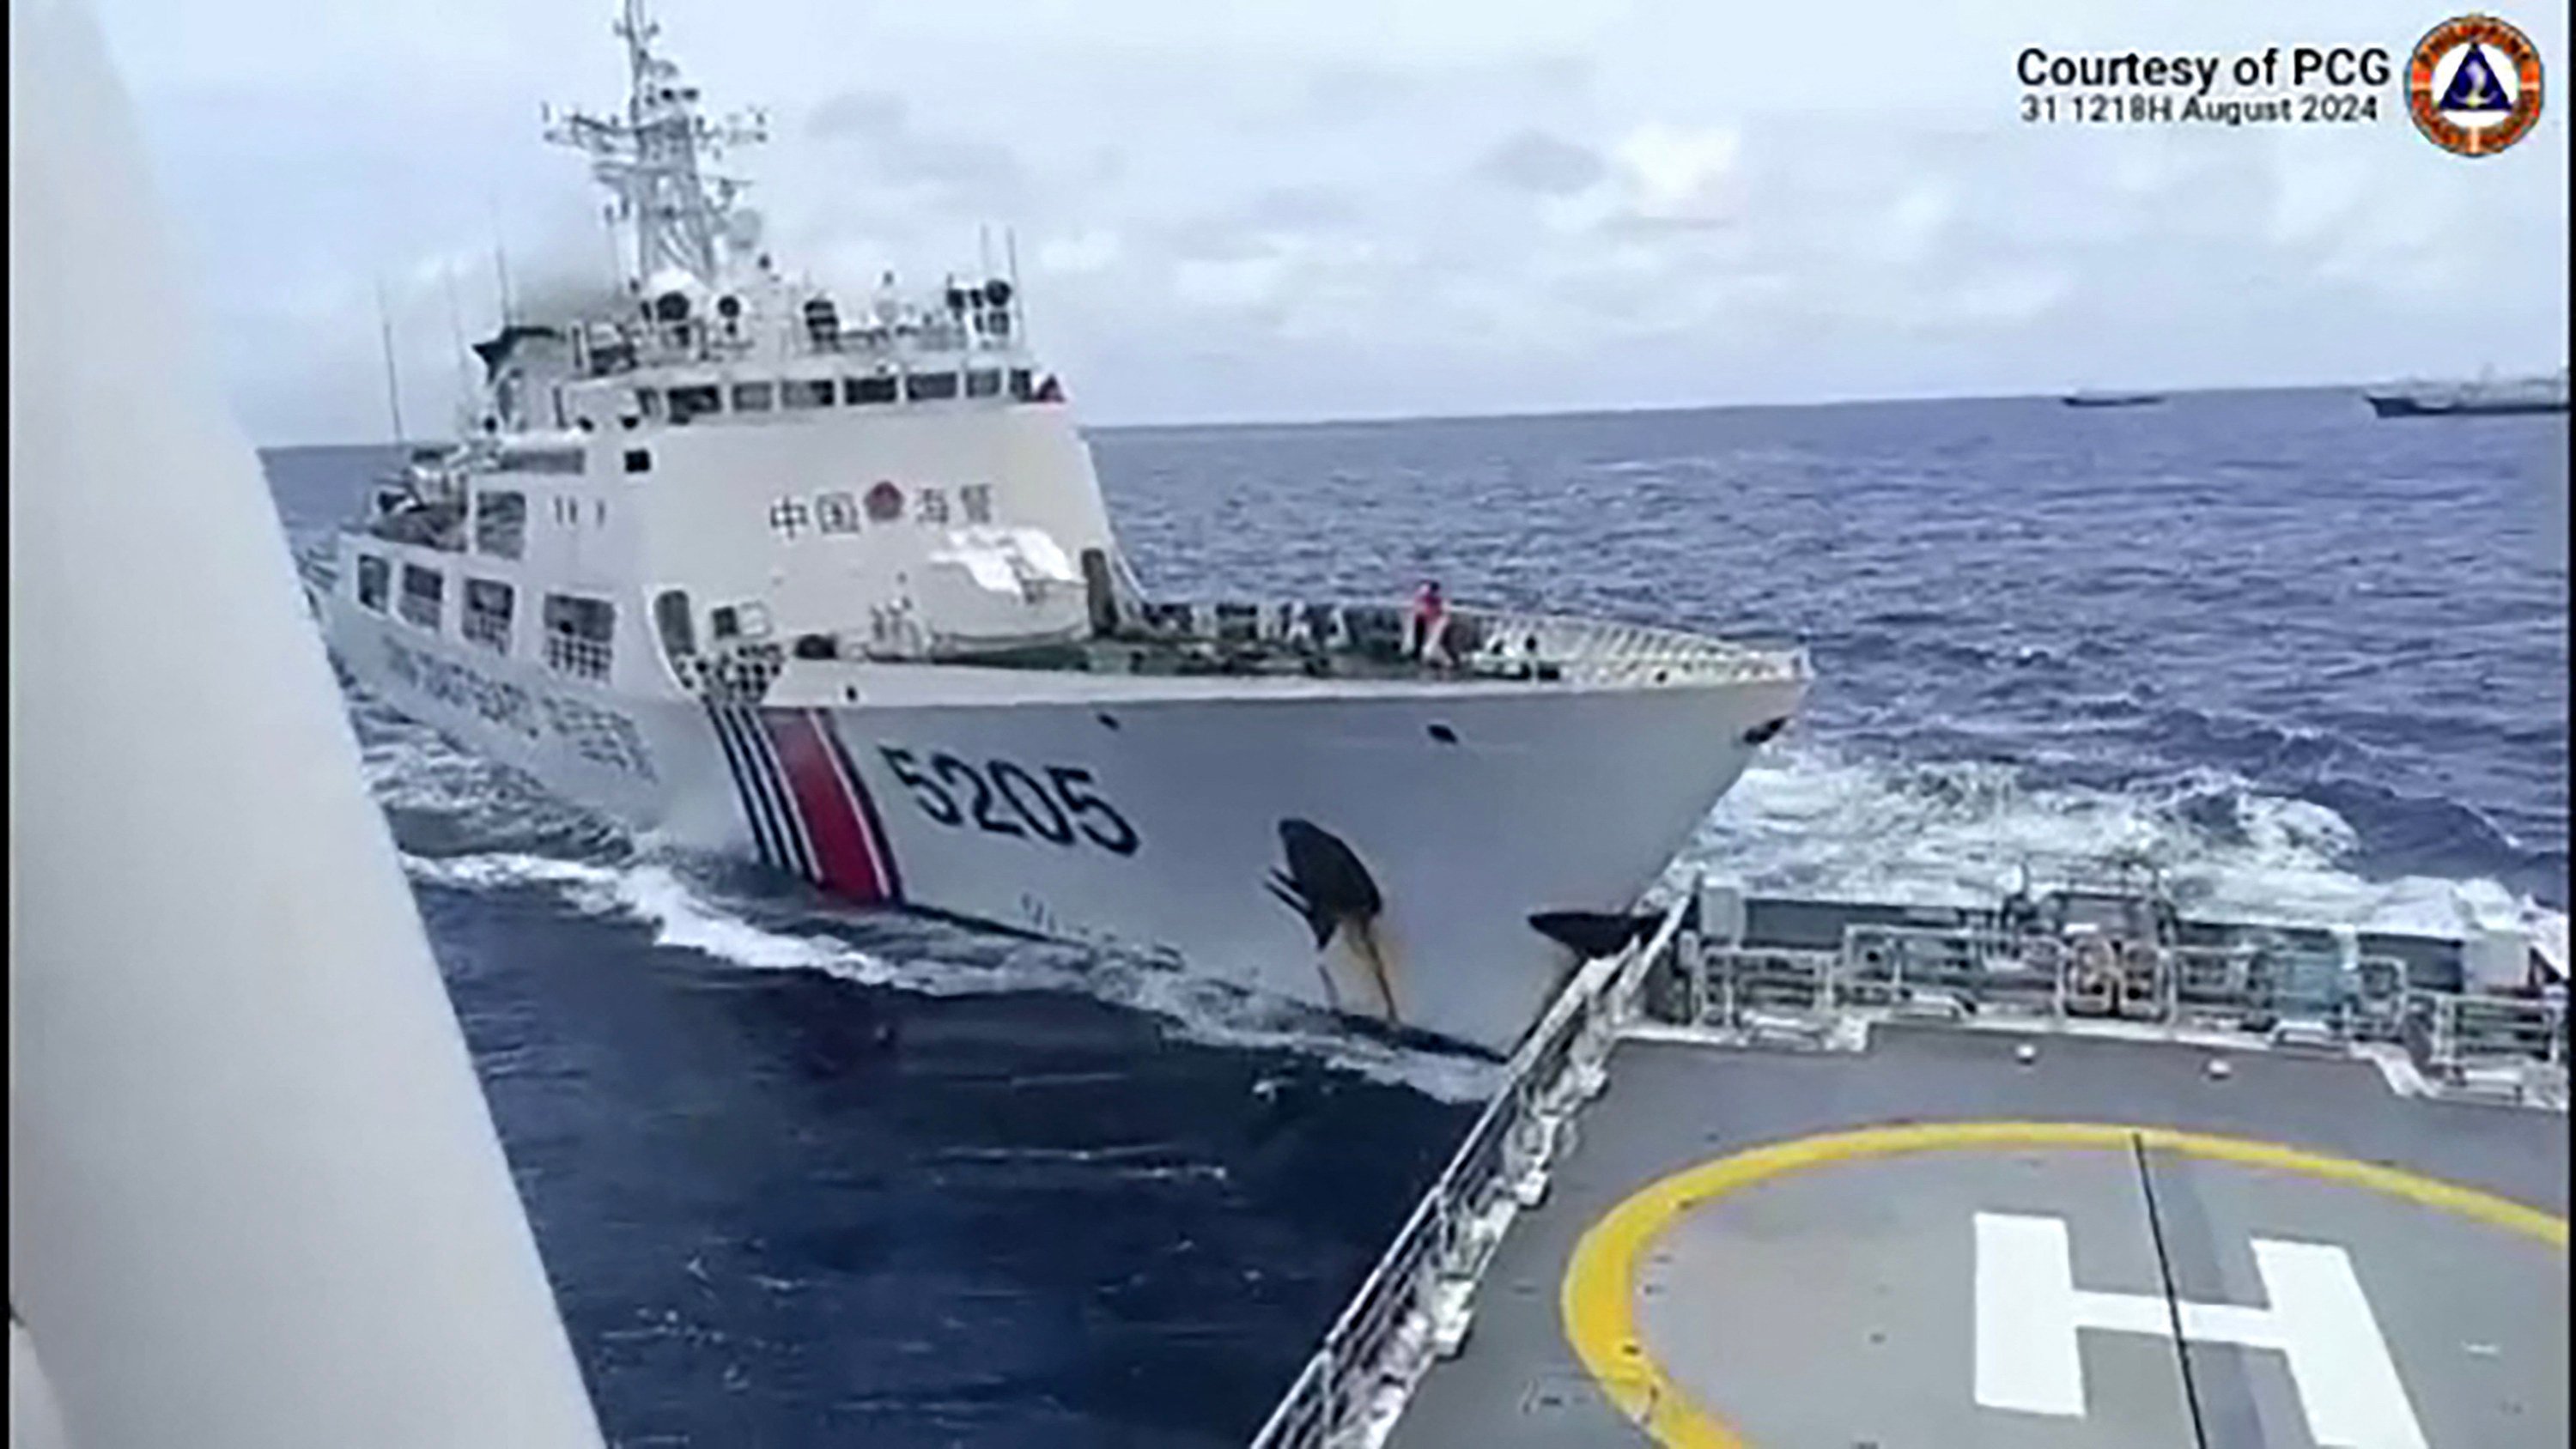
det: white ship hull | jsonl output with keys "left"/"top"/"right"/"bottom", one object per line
{"left": 321, "top": 594, "right": 1801, "bottom": 1052}
{"left": 302, "top": 3, "right": 1810, "bottom": 1056}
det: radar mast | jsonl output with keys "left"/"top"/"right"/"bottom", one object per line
{"left": 544, "top": 0, "right": 766, "bottom": 290}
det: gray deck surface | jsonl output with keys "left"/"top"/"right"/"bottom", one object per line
{"left": 1388, "top": 1026, "right": 2568, "bottom": 1448}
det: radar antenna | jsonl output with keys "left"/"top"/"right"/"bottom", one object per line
{"left": 544, "top": 0, "right": 767, "bottom": 290}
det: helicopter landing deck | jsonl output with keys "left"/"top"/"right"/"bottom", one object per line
{"left": 1246, "top": 870, "right": 2567, "bottom": 1449}
{"left": 1388, "top": 1028, "right": 2566, "bottom": 1448}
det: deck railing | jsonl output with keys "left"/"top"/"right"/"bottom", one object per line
{"left": 1118, "top": 598, "right": 1807, "bottom": 688}
{"left": 1657, "top": 910, "right": 2571, "bottom": 1102}
{"left": 1245, "top": 898, "right": 1687, "bottom": 1449}
{"left": 1667, "top": 919, "right": 2429, "bottom": 1041}
{"left": 2407, "top": 991, "right": 2568, "bottom": 1100}
{"left": 1460, "top": 608, "right": 1807, "bottom": 686}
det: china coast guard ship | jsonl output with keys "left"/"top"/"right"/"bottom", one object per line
{"left": 316, "top": 0, "right": 1809, "bottom": 1053}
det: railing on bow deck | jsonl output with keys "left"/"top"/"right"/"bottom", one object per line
{"left": 1118, "top": 597, "right": 1807, "bottom": 688}
{"left": 1246, "top": 898, "right": 1687, "bottom": 1449}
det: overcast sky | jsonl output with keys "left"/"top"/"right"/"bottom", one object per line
{"left": 94, "top": 0, "right": 2571, "bottom": 445}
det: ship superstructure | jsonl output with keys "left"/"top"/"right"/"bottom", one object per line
{"left": 2366, "top": 367, "right": 2569, "bottom": 417}
{"left": 316, "top": 0, "right": 1809, "bottom": 1053}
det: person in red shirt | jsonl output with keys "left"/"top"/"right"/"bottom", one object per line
{"left": 1410, "top": 580, "right": 1449, "bottom": 665}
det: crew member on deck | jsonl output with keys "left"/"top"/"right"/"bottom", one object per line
{"left": 1411, "top": 580, "right": 1450, "bottom": 666}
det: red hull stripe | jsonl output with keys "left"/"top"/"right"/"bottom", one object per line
{"left": 817, "top": 717, "right": 903, "bottom": 901}
{"left": 761, "top": 709, "right": 892, "bottom": 905}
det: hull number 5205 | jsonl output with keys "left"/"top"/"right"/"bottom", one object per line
{"left": 878, "top": 745, "right": 1139, "bottom": 855}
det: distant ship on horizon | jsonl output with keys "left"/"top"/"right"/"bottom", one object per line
{"left": 2061, "top": 389, "right": 2165, "bottom": 409}
{"left": 2366, "top": 367, "right": 2567, "bottom": 418}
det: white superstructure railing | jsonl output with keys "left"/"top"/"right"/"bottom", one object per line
{"left": 1111, "top": 597, "right": 1807, "bottom": 688}
{"left": 1460, "top": 607, "right": 1808, "bottom": 686}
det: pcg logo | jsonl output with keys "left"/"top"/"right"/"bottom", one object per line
{"left": 2408, "top": 14, "right": 2545, "bottom": 155}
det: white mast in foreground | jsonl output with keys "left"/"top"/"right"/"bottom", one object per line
{"left": 8, "top": 1, "right": 606, "bottom": 1445}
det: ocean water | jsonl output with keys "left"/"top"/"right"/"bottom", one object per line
{"left": 262, "top": 387, "right": 2567, "bottom": 1447}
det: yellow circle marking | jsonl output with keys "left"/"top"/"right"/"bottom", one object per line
{"left": 1560, "top": 1120, "right": 2568, "bottom": 1447}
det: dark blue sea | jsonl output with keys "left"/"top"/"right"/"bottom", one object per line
{"left": 260, "top": 388, "right": 2567, "bottom": 1447}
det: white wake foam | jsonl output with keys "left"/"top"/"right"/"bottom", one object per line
{"left": 1682, "top": 739, "right": 2548, "bottom": 937}
{"left": 400, "top": 846, "right": 1501, "bottom": 1102}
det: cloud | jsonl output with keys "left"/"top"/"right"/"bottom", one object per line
{"left": 1036, "top": 228, "right": 1123, "bottom": 276}
{"left": 1242, "top": 184, "right": 1362, "bottom": 230}
{"left": 1477, "top": 130, "right": 1603, "bottom": 195}
{"left": 90, "top": 0, "right": 2573, "bottom": 440}
{"left": 1301, "top": 64, "right": 1418, "bottom": 122}
{"left": 799, "top": 87, "right": 1026, "bottom": 215}
{"left": 1605, "top": 123, "right": 1744, "bottom": 228}
{"left": 805, "top": 89, "right": 907, "bottom": 141}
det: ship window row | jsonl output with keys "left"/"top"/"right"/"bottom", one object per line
{"left": 398, "top": 563, "right": 443, "bottom": 629}
{"left": 544, "top": 593, "right": 617, "bottom": 680}
{"left": 355, "top": 554, "right": 391, "bottom": 611}
{"left": 491, "top": 446, "right": 586, "bottom": 476}
{"left": 350, "top": 550, "right": 614, "bottom": 682}
{"left": 475, "top": 490, "right": 526, "bottom": 559}
{"left": 639, "top": 367, "right": 1035, "bottom": 424}
{"left": 461, "top": 578, "right": 514, "bottom": 652}
{"left": 469, "top": 487, "right": 617, "bottom": 554}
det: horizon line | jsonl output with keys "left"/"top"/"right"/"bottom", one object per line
{"left": 254, "top": 375, "right": 2545, "bottom": 452}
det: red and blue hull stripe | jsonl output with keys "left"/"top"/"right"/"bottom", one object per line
{"left": 706, "top": 704, "right": 902, "bottom": 905}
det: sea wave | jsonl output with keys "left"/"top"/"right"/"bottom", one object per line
{"left": 1682, "top": 739, "right": 2555, "bottom": 936}
{"left": 400, "top": 840, "right": 1502, "bottom": 1104}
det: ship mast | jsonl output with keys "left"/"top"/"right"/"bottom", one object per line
{"left": 544, "top": 0, "right": 766, "bottom": 291}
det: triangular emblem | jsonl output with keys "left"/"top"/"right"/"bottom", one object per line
{"left": 2438, "top": 44, "right": 2513, "bottom": 112}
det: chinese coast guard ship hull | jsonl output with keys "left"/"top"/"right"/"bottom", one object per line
{"left": 314, "top": 1, "right": 1807, "bottom": 1054}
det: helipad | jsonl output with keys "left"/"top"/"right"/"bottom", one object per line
{"left": 1386, "top": 1028, "right": 2568, "bottom": 1448}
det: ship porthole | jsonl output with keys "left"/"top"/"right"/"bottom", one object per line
{"left": 1427, "top": 723, "right": 1458, "bottom": 744}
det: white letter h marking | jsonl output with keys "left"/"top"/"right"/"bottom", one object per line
{"left": 1974, "top": 1211, "right": 2426, "bottom": 1449}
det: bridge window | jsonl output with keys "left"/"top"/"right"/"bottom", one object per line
{"left": 965, "top": 368, "right": 1002, "bottom": 398}
{"left": 462, "top": 578, "right": 515, "bottom": 653}
{"left": 731, "top": 381, "right": 775, "bottom": 413}
{"left": 624, "top": 448, "right": 652, "bottom": 474}
{"left": 635, "top": 387, "right": 662, "bottom": 420}
{"left": 846, "top": 374, "right": 898, "bottom": 405}
{"left": 355, "top": 554, "right": 389, "bottom": 611}
{"left": 905, "top": 371, "right": 959, "bottom": 402}
{"left": 398, "top": 563, "right": 444, "bottom": 631}
{"left": 667, "top": 385, "right": 720, "bottom": 424}
{"left": 708, "top": 601, "right": 770, "bottom": 642}
{"left": 542, "top": 593, "right": 616, "bottom": 680}
{"left": 653, "top": 589, "right": 696, "bottom": 664}
{"left": 493, "top": 446, "right": 585, "bottom": 476}
{"left": 782, "top": 379, "right": 836, "bottom": 409}
{"left": 474, "top": 490, "right": 526, "bottom": 558}
{"left": 1008, "top": 368, "right": 1035, "bottom": 401}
